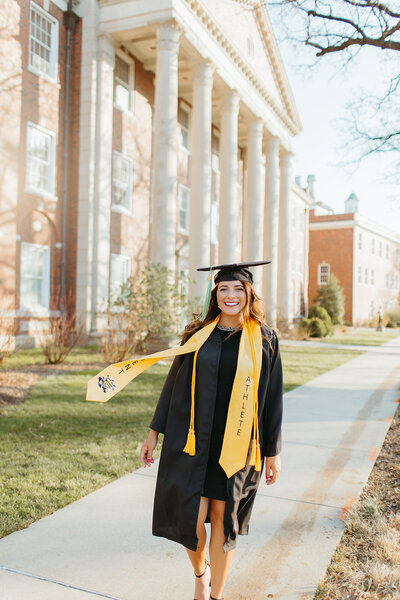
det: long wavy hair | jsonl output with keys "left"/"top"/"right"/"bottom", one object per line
{"left": 182, "top": 280, "right": 270, "bottom": 346}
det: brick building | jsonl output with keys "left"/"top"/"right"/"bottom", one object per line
{"left": 309, "top": 193, "right": 400, "bottom": 325}
{"left": 0, "top": 0, "right": 312, "bottom": 345}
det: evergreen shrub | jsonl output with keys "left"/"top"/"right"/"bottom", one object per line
{"left": 308, "top": 305, "right": 333, "bottom": 336}
{"left": 308, "top": 317, "right": 327, "bottom": 338}
{"left": 314, "top": 274, "right": 345, "bottom": 325}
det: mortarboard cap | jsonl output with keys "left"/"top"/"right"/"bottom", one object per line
{"left": 197, "top": 261, "right": 271, "bottom": 319}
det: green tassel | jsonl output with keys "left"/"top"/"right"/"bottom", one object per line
{"left": 200, "top": 268, "right": 213, "bottom": 321}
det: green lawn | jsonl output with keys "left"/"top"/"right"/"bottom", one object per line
{"left": 0, "top": 345, "right": 361, "bottom": 539}
{"left": 319, "top": 327, "right": 399, "bottom": 347}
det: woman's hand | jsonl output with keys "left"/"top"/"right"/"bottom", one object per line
{"left": 140, "top": 429, "right": 159, "bottom": 468}
{"left": 265, "top": 454, "right": 281, "bottom": 485}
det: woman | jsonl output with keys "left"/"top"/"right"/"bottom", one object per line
{"left": 140, "top": 262, "right": 283, "bottom": 600}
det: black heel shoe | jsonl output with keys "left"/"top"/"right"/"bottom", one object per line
{"left": 193, "top": 560, "right": 211, "bottom": 600}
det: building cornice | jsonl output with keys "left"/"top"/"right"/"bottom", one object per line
{"left": 310, "top": 214, "right": 400, "bottom": 244}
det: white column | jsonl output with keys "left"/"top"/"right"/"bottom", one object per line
{"left": 189, "top": 60, "right": 215, "bottom": 299}
{"left": 151, "top": 23, "right": 180, "bottom": 272}
{"left": 263, "top": 136, "right": 280, "bottom": 326}
{"left": 242, "top": 118, "right": 265, "bottom": 294}
{"left": 277, "top": 151, "right": 293, "bottom": 325}
{"left": 92, "top": 33, "right": 116, "bottom": 330}
{"left": 76, "top": 0, "right": 99, "bottom": 331}
{"left": 218, "top": 91, "right": 240, "bottom": 263}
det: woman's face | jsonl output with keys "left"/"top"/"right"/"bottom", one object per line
{"left": 216, "top": 280, "right": 247, "bottom": 318}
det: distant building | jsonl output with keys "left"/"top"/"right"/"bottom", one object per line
{"left": 309, "top": 193, "right": 400, "bottom": 324}
{"left": 0, "top": 0, "right": 312, "bottom": 345}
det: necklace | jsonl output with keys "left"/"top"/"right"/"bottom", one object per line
{"left": 217, "top": 324, "right": 240, "bottom": 332}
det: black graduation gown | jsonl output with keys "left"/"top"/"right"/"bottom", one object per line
{"left": 149, "top": 324, "right": 283, "bottom": 552}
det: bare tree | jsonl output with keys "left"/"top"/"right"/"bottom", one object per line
{"left": 233, "top": 0, "right": 400, "bottom": 161}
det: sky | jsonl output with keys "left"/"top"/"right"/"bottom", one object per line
{"left": 267, "top": 9, "right": 400, "bottom": 233}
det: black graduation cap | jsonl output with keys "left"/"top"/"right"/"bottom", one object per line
{"left": 197, "top": 261, "right": 271, "bottom": 319}
{"left": 197, "top": 261, "right": 271, "bottom": 284}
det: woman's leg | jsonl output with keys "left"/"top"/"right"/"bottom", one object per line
{"left": 209, "top": 499, "right": 234, "bottom": 599}
{"left": 186, "top": 496, "right": 211, "bottom": 600}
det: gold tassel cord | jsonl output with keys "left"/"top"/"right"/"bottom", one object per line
{"left": 183, "top": 348, "right": 199, "bottom": 456}
{"left": 248, "top": 320, "right": 262, "bottom": 471}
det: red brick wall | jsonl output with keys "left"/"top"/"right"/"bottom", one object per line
{"left": 0, "top": 0, "right": 81, "bottom": 334}
{"left": 308, "top": 226, "right": 354, "bottom": 323}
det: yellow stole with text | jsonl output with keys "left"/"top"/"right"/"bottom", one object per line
{"left": 86, "top": 317, "right": 263, "bottom": 477}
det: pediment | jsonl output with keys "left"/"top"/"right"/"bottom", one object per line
{"left": 198, "top": 0, "right": 301, "bottom": 132}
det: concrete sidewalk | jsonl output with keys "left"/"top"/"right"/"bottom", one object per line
{"left": 1, "top": 338, "right": 399, "bottom": 600}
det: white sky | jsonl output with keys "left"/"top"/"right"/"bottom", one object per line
{"left": 268, "top": 12, "right": 400, "bottom": 233}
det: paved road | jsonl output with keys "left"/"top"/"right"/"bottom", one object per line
{"left": 1, "top": 337, "right": 399, "bottom": 600}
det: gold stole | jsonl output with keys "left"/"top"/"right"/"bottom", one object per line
{"left": 86, "top": 317, "right": 263, "bottom": 476}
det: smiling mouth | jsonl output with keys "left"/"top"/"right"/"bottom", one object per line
{"left": 225, "top": 302, "right": 239, "bottom": 307}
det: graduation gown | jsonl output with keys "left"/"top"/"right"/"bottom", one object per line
{"left": 149, "top": 324, "right": 283, "bottom": 552}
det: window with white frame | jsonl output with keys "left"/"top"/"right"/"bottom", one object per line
{"left": 179, "top": 104, "right": 190, "bottom": 151}
{"left": 379, "top": 240, "right": 382, "bottom": 256}
{"left": 318, "top": 263, "right": 330, "bottom": 285}
{"left": 371, "top": 238, "right": 375, "bottom": 254}
{"left": 112, "top": 151, "right": 133, "bottom": 211}
{"left": 178, "top": 185, "right": 190, "bottom": 234}
{"left": 385, "top": 273, "right": 389, "bottom": 288}
{"left": 370, "top": 269, "right": 375, "bottom": 285}
{"left": 26, "top": 123, "right": 56, "bottom": 196}
{"left": 358, "top": 265, "right": 362, "bottom": 284}
{"left": 358, "top": 233, "right": 362, "bottom": 250}
{"left": 364, "top": 267, "right": 368, "bottom": 285}
{"left": 114, "top": 54, "right": 134, "bottom": 113}
{"left": 110, "top": 254, "right": 131, "bottom": 297}
{"left": 20, "top": 242, "right": 50, "bottom": 310}
{"left": 29, "top": 2, "right": 59, "bottom": 81}
{"left": 211, "top": 201, "right": 219, "bottom": 245}
{"left": 292, "top": 206, "right": 296, "bottom": 229}
{"left": 211, "top": 132, "right": 220, "bottom": 205}
{"left": 386, "top": 243, "right": 389, "bottom": 259}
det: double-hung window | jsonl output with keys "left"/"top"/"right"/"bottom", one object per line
{"left": 114, "top": 54, "right": 134, "bottom": 113}
{"left": 318, "top": 263, "right": 330, "bottom": 285}
{"left": 110, "top": 254, "right": 131, "bottom": 298}
{"left": 178, "top": 185, "right": 190, "bottom": 235}
{"left": 20, "top": 242, "right": 50, "bottom": 310}
{"left": 112, "top": 151, "right": 133, "bottom": 212}
{"left": 26, "top": 123, "right": 56, "bottom": 197}
{"left": 29, "top": 2, "right": 58, "bottom": 81}
{"left": 179, "top": 105, "right": 191, "bottom": 151}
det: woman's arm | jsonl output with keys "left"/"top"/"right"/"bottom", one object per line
{"left": 262, "top": 333, "right": 283, "bottom": 459}
{"left": 140, "top": 429, "right": 159, "bottom": 468}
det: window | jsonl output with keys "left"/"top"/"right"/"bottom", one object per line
{"left": 370, "top": 269, "right": 374, "bottom": 286}
{"left": 364, "top": 267, "right": 368, "bottom": 285}
{"left": 318, "top": 263, "right": 330, "bottom": 285}
{"left": 110, "top": 254, "right": 131, "bottom": 297}
{"left": 114, "top": 54, "right": 134, "bottom": 113}
{"left": 26, "top": 123, "right": 56, "bottom": 196}
{"left": 299, "top": 209, "right": 304, "bottom": 233}
{"left": 386, "top": 273, "right": 389, "bottom": 288}
{"left": 292, "top": 206, "right": 296, "bottom": 229}
{"left": 29, "top": 2, "right": 58, "bottom": 81}
{"left": 178, "top": 185, "right": 190, "bottom": 234}
{"left": 210, "top": 201, "right": 219, "bottom": 244}
{"left": 379, "top": 241, "right": 382, "bottom": 256}
{"left": 20, "top": 242, "right": 50, "bottom": 310}
{"left": 211, "top": 132, "right": 220, "bottom": 207}
{"left": 386, "top": 243, "right": 389, "bottom": 259}
{"left": 179, "top": 104, "right": 190, "bottom": 151}
{"left": 358, "top": 266, "right": 362, "bottom": 284}
{"left": 358, "top": 233, "right": 362, "bottom": 250}
{"left": 371, "top": 238, "right": 375, "bottom": 254}
{"left": 112, "top": 151, "right": 132, "bottom": 211}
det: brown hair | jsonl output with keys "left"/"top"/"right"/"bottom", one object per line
{"left": 182, "top": 281, "right": 272, "bottom": 347}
